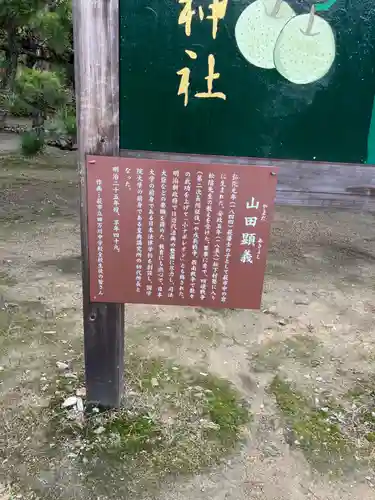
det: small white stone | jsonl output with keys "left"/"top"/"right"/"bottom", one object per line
{"left": 76, "top": 387, "right": 87, "bottom": 398}
{"left": 56, "top": 361, "right": 69, "bottom": 370}
{"left": 76, "top": 397, "right": 84, "bottom": 413}
{"left": 94, "top": 426, "right": 106, "bottom": 435}
{"left": 62, "top": 396, "right": 78, "bottom": 408}
{"left": 151, "top": 377, "right": 159, "bottom": 387}
{"left": 64, "top": 372, "right": 78, "bottom": 379}
{"left": 200, "top": 419, "right": 220, "bottom": 430}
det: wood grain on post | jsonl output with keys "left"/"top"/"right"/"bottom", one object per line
{"left": 72, "top": 0, "right": 124, "bottom": 408}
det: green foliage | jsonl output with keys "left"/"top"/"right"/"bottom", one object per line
{"left": 4, "top": 89, "right": 29, "bottom": 116}
{"left": 0, "top": 0, "right": 44, "bottom": 24}
{"left": 0, "top": 0, "right": 73, "bottom": 126}
{"left": 14, "top": 68, "right": 68, "bottom": 117}
{"left": 103, "top": 413, "right": 162, "bottom": 455}
{"left": 44, "top": 104, "right": 76, "bottom": 149}
{"left": 202, "top": 376, "right": 250, "bottom": 445}
{"left": 61, "top": 105, "right": 76, "bottom": 136}
{"left": 48, "top": 354, "right": 251, "bottom": 481}
{"left": 30, "top": 0, "right": 72, "bottom": 55}
{"left": 20, "top": 128, "right": 45, "bottom": 156}
{"left": 54, "top": 104, "right": 76, "bottom": 136}
{"left": 269, "top": 376, "right": 353, "bottom": 472}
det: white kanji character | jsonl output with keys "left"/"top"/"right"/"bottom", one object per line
{"left": 246, "top": 197, "right": 259, "bottom": 209}
{"left": 240, "top": 249, "right": 253, "bottom": 264}
{"left": 241, "top": 233, "right": 256, "bottom": 246}
{"left": 244, "top": 216, "right": 257, "bottom": 227}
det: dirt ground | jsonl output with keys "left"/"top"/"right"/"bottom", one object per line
{"left": 0, "top": 137, "right": 375, "bottom": 500}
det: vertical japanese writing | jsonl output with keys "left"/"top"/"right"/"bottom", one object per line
{"left": 221, "top": 172, "right": 238, "bottom": 303}
{"left": 176, "top": 0, "right": 227, "bottom": 106}
{"left": 201, "top": 173, "right": 215, "bottom": 299}
{"left": 169, "top": 170, "right": 180, "bottom": 298}
{"left": 256, "top": 237, "right": 263, "bottom": 260}
{"left": 180, "top": 171, "right": 192, "bottom": 298}
{"left": 146, "top": 169, "right": 156, "bottom": 296}
{"left": 157, "top": 170, "right": 168, "bottom": 298}
{"left": 240, "top": 196, "right": 259, "bottom": 264}
{"left": 89, "top": 159, "right": 276, "bottom": 310}
{"left": 261, "top": 203, "right": 268, "bottom": 221}
{"left": 96, "top": 178, "right": 104, "bottom": 296}
{"left": 211, "top": 172, "right": 226, "bottom": 301}
{"left": 112, "top": 166, "right": 120, "bottom": 253}
{"left": 258, "top": 204, "right": 267, "bottom": 260}
{"left": 189, "top": 171, "right": 202, "bottom": 300}
{"left": 125, "top": 167, "right": 132, "bottom": 191}
{"left": 135, "top": 168, "right": 144, "bottom": 293}
{"left": 196, "top": 171, "right": 209, "bottom": 300}
{"left": 177, "top": 0, "right": 228, "bottom": 37}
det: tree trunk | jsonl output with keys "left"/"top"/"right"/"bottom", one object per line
{"left": 0, "top": 109, "right": 7, "bottom": 131}
{"left": 1, "top": 28, "right": 19, "bottom": 90}
{"left": 31, "top": 109, "right": 45, "bottom": 137}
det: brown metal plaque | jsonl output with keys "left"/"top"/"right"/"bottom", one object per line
{"left": 87, "top": 155, "right": 278, "bottom": 310}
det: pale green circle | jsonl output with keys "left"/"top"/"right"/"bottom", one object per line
{"left": 274, "top": 13, "right": 336, "bottom": 84}
{"left": 235, "top": 0, "right": 296, "bottom": 69}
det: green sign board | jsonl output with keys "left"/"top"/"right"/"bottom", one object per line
{"left": 119, "top": 0, "right": 375, "bottom": 165}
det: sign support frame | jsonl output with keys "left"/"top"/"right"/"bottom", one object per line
{"left": 71, "top": 0, "right": 375, "bottom": 410}
{"left": 73, "top": 0, "right": 124, "bottom": 408}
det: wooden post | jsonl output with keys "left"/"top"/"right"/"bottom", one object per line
{"left": 72, "top": 0, "right": 124, "bottom": 408}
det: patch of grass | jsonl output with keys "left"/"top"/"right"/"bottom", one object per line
{"left": 104, "top": 412, "right": 161, "bottom": 455}
{"left": 0, "top": 151, "right": 75, "bottom": 170}
{"left": 251, "top": 334, "right": 320, "bottom": 372}
{"left": 20, "top": 129, "right": 45, "bottom": 156}
{"left": 343, "top": 380, "right": 375, "bottom": 460}
{"left": 0, "top": 300, "right": 59, "bottom": 353}
{"left": 269, "top": 376, "right": 353, "bottom": 473}
{"left": 344, "top": 378, "right": 375, "bottom": 403}
{"left": 47, "top": 353, "right": 251, "bottom": 496}
{"left": 198, "top": 323, "right": 218, "bottom": 342}
{"left": 202, "top": 376, "right": 250, "bottom": 445}
{"left": 126, "top": 355, "right": 251, "bottom": 447}
{"left": 0, "top": 307, "right": 39, "bottom": 341}
{"left": 0, "top": 270, "right": 17, "bottom": 287}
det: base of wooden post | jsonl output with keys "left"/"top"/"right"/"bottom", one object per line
{"left": 84, "top": 303, "right": 124, "bottom": 408}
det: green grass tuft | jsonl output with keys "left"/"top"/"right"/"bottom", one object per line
{"left": 20, "top": 129, "right": 45, "bottom": 156}
{"left": 269, "top": 376, "right": 353, "bottom": 472}
{"left": 48, "top": 353, "right": 251, "bottom": 491}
